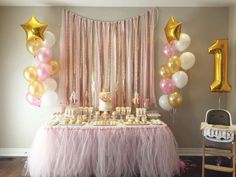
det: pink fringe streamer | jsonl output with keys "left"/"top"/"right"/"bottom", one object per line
{"left": 59, "top": 9, "right": 158, "bottom": 108}
{"left": 26, "top": 125, "right": 179, "bottom": 177}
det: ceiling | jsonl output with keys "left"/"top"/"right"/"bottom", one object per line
{"left": 0, "top": 0, "right": 236, "bottom": 7}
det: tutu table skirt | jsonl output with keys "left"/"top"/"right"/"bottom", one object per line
{"left": 26, "top": 124, "right": 179, "bottom": 177}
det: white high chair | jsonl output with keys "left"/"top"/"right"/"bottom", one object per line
{"left": 201, "top": 109, "right": 235, "bottom": 177}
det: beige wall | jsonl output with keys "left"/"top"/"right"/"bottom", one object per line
{"left": 0, "top": 7, "right": 62, "bottom": 148}
{"left": 0, "top": 7, "right": 230, "bottom": 149}
{"left": 156, "top": 7, "right": 229, "bottom": 148}
{"left": 227, "top": 4, "right": 236, "bottom": 123}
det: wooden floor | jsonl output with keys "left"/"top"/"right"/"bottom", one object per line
{"left": 0, "top": 156, "right": 233, "bottom": 177}
{"left": 0, "top": 157, "right": 27, "bottom": 177}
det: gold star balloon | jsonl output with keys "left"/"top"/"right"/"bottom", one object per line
{"left": 21, "top": 16, "right": 48, "bottom": 41}
{"left": 164, "top": 16, "right": 182, "bottom": 44}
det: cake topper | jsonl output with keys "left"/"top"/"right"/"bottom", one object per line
{"left": 100, "top": 89, "right": 111, "bottom": 103}
{"left": 69, "top": 91, "right": 77, "bottom": 105}
{"left": 132, "top": 91, "right": 140, "bottom": 107}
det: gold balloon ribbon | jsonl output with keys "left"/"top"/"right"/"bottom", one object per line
{"left": 208, "top": 39, "right": 232, "bottom": 92}
{"left": 21, "top": 16, "right": 48, "bottom": 41}
{"left": 164, "top": 16, "right": 182, "bottom": 44}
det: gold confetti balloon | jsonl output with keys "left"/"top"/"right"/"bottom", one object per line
{"left": 167, "top": 56, "right": 181, "bottom": 73}
{"left": 26, "top": 37, "right": 43, "bottom": 56}
{"left": 50, "top": 59, "right": 60, "bottom": 76}
{"left": 159, "top": 65, "right": 172, "bottom": 78}
{"left": 28, "top": 81, "right": 44, "bottom": 98}
{"left": 168, "top": 91, "right": 183, "bottom": 108}
{"left": 23, "top": 66, "right": 37, "bottom": 83}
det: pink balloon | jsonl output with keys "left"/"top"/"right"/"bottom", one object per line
{"left": 26, "top": 92, "right": 41, "bottom": 107}
{"left": 36, "top": 47, "right": 52, "bottom": 63}
{"left": 37, "top": 63, "right": 52, "bottom": 81}
{"left": 163, "top": 43, "right": 176, "bottom": 58}
{"left": 159, "top": 78, "right": 176, "bottom": 94}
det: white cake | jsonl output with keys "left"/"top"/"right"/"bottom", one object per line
{"left": 99, "top": 89, "right": 112, "bottom": 111}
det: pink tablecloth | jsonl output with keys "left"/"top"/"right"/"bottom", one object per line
{"left": 26, "top": 124, "right": 179, "bottom": 177}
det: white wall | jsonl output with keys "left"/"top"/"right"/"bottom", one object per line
{"left": 0, "top": 7, "right": 230, "bottom": 149}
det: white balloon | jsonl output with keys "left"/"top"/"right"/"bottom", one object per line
{"left": 172, "top": 71, "right": 188, "bottom": 89}
{"left": 159, "top": 95, "right": 173, "bottom": 111}
{"left": 43, "top": 78, "right": 57, "bottom": 91}
{"left": 174, "top": 33, "right": 191, "bottom": 52}
{"left": 41, "top": 90, "right": 59, "bottom": 107}
{"left": 180, "top": 52, "right": 196, "bottom": 70}
{"left": 43, "top": 31, "right": 56, "bottom": 48}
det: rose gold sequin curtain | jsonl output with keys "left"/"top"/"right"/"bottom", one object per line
{"left": 59, "top": 9, "right": 157, "bottom": 108}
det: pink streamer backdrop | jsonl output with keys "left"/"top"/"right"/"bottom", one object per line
{"left": 26, "top": 125, "right": 179, "bottom": 177}
{"left": 59, "top": 9, "right": 157, "bottom": 108}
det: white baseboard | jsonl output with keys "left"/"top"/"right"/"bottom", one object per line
{"left": 0, "top": 148, "right": 30, "bottom": 157}
{"left": 177, "top": 148, "right": 202, "bottom": 156}
{"left": 0, "top": 148, "right": 202, "bottom": 157}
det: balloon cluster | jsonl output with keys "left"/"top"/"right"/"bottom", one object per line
{"left": 158, "top": 16, "right": 195, "bottom": 111}
{"left": 21, "top": 16, "right": 60, "bottom": 107}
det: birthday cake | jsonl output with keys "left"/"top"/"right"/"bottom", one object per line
{"left": 99, "top": 89, "right": 112, "bottom": 112}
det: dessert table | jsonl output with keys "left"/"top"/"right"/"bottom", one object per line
{"left": 26, "top": 124, "right": 180, "bottom": 177}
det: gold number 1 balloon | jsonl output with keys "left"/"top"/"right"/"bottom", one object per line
{"left": 208, "top": 39, "right": 231, "bottom": 92}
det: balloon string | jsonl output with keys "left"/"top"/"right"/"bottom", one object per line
{"left": 169, "top": 109, "right": 176, "bottom": 132}
{"left": 218, "top": 93, "right": 221, "bottom": 109}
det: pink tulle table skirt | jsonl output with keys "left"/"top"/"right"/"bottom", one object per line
{"left": 26, "top": 124, "right": 180, "bottom": 177}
